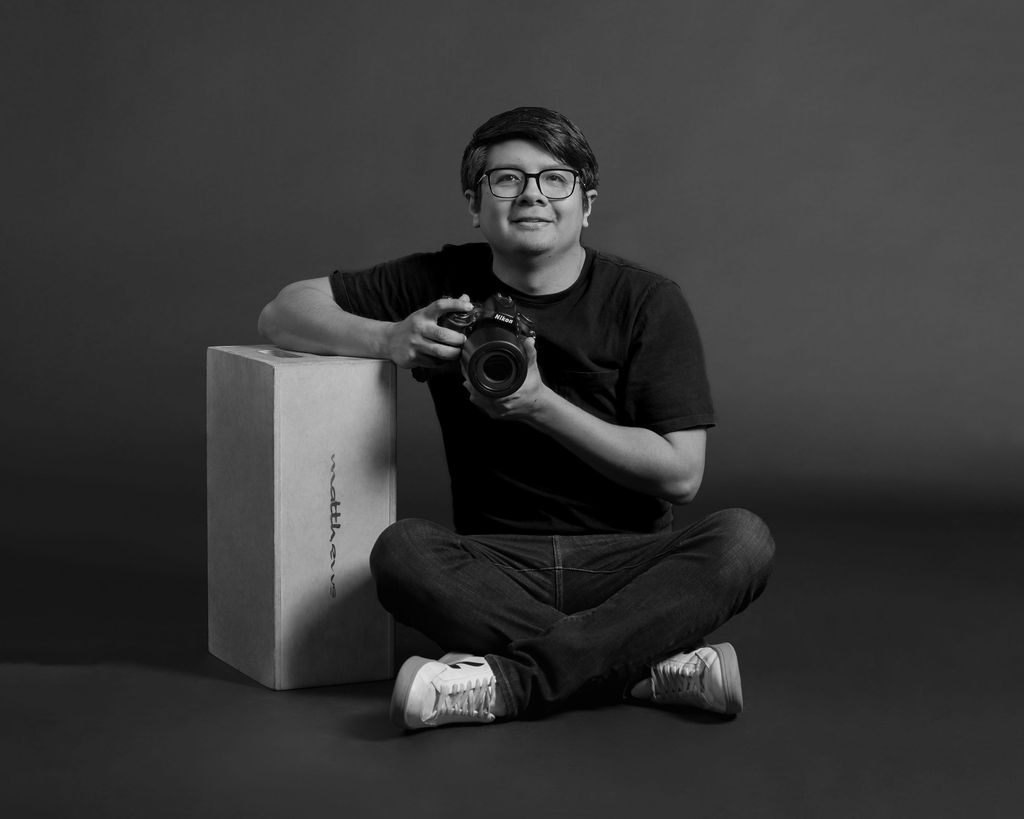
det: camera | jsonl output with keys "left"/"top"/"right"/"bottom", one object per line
{"left": 438, "top": 293, "right": 536, "bottom": 398}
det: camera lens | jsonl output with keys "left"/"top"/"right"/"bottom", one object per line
{"left": 462, "top": 325, "right": 529, "bottom": 398}
{"left": 481, "top": 353, "right": 514, "bottom": 385}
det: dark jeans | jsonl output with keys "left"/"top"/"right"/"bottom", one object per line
{"left": 369, "top": 509, "right": 775, "bottom": 719}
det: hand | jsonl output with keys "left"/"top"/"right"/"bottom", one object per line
{"left": 384, "top": 295, "right": 474, "bottom": 369}
{"left": 464, "top": 336, "right": 552, "bottom": 422}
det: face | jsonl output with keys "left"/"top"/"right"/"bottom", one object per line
{"left": 465, "top": 139, "right": 597, "bottom": 262}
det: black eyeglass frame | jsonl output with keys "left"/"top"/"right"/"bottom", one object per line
{"left": 476, "top": 167, "right": 581, "bottom": 200}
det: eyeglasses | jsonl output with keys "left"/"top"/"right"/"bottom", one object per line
{"left": 477, "top": 168, "right": 579, "bottom": 200}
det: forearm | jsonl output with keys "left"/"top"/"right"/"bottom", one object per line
{"left": 525, "top": 388, "right": 705, "bottom": 504}
{"left": 258, "top": 281, "right": 391, "bottom": 358}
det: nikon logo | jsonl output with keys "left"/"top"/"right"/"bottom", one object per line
{"left": 494, "top": 314, "right": 513, "bottom": 324}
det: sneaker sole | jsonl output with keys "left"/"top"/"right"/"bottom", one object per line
{"left": 389, "top": 656, "right": 434, "bottom": 730}
{"left": 712, "top": 642, "right": 744, "bottom": 715}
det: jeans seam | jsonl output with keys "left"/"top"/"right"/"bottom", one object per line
{"left": 562, "top": 545, "right": 683, "bottom": 574}
{"left": 552, "top": 536, "right": 564, "bottom": 612}
{"left": 488, "top": 546, "right": 681, "bottom": 575}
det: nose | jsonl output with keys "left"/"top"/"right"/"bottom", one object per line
{"left": 516, "top": 175, "right": 548, "bottom": 203}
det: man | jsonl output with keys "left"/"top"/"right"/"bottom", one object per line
{"left": 259, "top": 107, "right": 774, "bottom": 730}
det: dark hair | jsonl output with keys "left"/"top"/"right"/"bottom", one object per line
{"left": 460, "top": 107, "right": 599, "bottom": 195}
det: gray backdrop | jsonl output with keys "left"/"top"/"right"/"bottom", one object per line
{"left": 5, "top": 1, "right": 1021, "bottom": 567}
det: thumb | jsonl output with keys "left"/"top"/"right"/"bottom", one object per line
{"left": 524, "top": 335, "right": 537, "bottom": 365}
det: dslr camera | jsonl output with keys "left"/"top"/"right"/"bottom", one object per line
{"left": 438, "top": 293, "right": 536, "bottom": 398}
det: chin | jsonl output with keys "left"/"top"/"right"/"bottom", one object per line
{"left": 512, "top": 242, "right": 553, "bottom": 257}
{"left": 503, "top": 234, "right": 558, "bottom": 256}
{"left": 483, "top": 227, "right": 563, "bottom": 259}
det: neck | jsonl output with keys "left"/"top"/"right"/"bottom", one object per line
{"left": 490, "top": 245, "right": 586, "bottom": 296}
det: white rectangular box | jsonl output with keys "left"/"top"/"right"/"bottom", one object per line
{"left": 207, "top": 345, "right": 396, "bottom": 689}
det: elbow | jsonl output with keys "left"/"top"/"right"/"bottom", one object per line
{"left": 658, "top": 431, "right": 707, "bottom": 505}
{"left": 662, "top": 471, "right": 704, "bottom": 506}
{"left": 257, "top": 300, "right": 280, "bottom": 343}
{"left": 664, "top": 486, "right": 698, "bottom": 506}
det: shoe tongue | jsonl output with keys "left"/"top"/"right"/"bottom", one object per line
{"left": 682, "top": 658, "right": 704, "bottom": 676}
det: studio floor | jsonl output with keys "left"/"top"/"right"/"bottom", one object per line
{"left": 4, "top": 500, "right": 1022, "bottom": 818}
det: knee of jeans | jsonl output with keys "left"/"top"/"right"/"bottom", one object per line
{"left": 369, "top": 518, "right": 438, "bottom": 588}
{"left": 709, "top": 507, "right": 776, "bottom": 583}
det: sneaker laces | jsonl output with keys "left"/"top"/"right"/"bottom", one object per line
{"left": 652, "top": 654, "right": 709, "bottom": 703}
{"left": 434, "top": 676, "right": 496, "bottom": 721}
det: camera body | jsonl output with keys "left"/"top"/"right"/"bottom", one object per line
{"left": 439, "top": 293, "right": 536, "bottom": 398}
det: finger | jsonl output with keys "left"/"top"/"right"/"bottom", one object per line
{"left": 425, "top": 296, "right": 475, "bottom": 319}
{"left": 423, "top": 323, "right": 467, "bottom": 347}
{"left": 419, "top": 341, "right": 463, "bottom": 361}
{"left": 462, "top": 379, "right": 486, "bottom": 403}
{"left": 524, "top": 335, "right": 537, "bottom": 364}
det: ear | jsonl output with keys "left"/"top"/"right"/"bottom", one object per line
{"left": 465, "top": 189, "right": 481, "bottom": 228}
{"left": 581, "top": 190, "right": 598, "bottom": 228}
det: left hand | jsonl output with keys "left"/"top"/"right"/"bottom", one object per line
{"left": 464, "top": 336, "right": 551, "bottom": 421}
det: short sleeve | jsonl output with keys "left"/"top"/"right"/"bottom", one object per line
{"left": 329, "top": 252, "right": 444, "bottom": 322}
{"left": 621, "top": 280, "right": 716, "bottom": 433}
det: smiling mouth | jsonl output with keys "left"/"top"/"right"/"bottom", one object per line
{"left": 512, "top": 218, "right": 551, "bottom": 224}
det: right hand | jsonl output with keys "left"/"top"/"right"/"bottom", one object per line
{"left": 384, "top": 295, "right": 474, "bottom": 369}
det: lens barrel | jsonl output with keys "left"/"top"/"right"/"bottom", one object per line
{"left": 462, "top": 324, "right": 528, "bottom": 398}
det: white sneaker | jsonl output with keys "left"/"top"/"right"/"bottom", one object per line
{"left": 390, "top": 655, "right": 500, "bottom": 730}
{"left": 630, "top": 642, "right": 744, "bottom": 715}
{"left": 438, "top": 651, "right": 474, "bottom": 664}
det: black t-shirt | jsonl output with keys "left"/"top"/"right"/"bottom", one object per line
{"left": 330, "top": 242, "right": 715, "bottom": 535}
